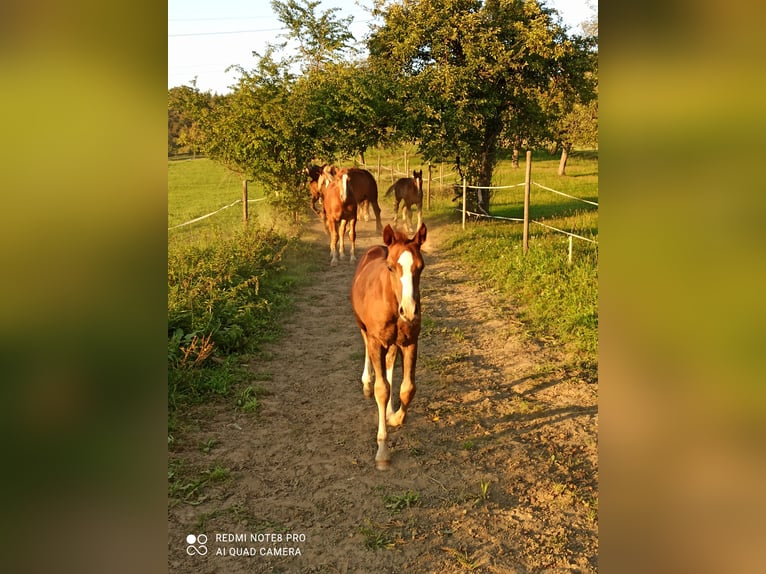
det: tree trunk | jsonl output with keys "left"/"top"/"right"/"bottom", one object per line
{"left": 558, "top": 145, "right": 570, "bottom": 176}
{"left": 512, "top": 135, "right": 521, "bottom": 169}
{"left": 476, "top": 135, "right": 498, "bottom": 214}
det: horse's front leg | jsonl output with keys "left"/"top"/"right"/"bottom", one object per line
{"left": 359, "top": 330, "right": 373, "bottom": 398}
{"left": 403, "top": 205, "right": 413, "bottom": 233}
{"left": 338, "top": 219, "right": 348, "bottom": 261}
{"left": 329, "top": 220, "right": 339, "bottom": 266}
{"left": 384, "top": 345, "right": 398, "bottom": 420}
{"left": 388, "top": 342, "right": 417, "bottom": 428}
{"left": 392, "top": 198, "right": 400, "bottom": 223}
{"left": 370, "top": 343, "right": 392, "bottom": 470}
{"left": 416, "top": 201, "right": 423, "bottom": 231}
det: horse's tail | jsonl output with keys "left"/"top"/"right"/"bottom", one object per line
{"left": 384, "top": 183, "right": 396, "bottom": 197}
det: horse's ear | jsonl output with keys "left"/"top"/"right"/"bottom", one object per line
{"left": 415, "top": 223, "right": 427, "bottom": 246}
{"left": 383, "top": 224, "right": 395, "bottom": 246}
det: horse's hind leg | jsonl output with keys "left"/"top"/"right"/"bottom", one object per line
{"left": 388, "top": 342, "right": 417, "bottom": 428}
{"left": 348, "top": 218, "right": 357, "bottom": 263}
{"left": 372, "top": 200, "right": 383, "bottom": 233}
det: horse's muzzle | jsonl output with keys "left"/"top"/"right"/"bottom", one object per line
{"left": 398, "top": 301, "right": 420, "bottom": 323}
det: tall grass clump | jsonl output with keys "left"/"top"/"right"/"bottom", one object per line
{"left": 447, "top": 221, "right": 597, "bottom": 375}
{"left": 168, "top": 225, "right": 309, "bottom": 409}
{"left": 433, "top": 149, "right": 598, "bottom": 379}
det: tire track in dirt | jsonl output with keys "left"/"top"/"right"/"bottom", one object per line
{"left": 169, "top": 214, "right": 598, "bottom": 573}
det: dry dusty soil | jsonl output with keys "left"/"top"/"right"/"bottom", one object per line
{"left": 168, "top": 214, "right": 598, "bottom": 573}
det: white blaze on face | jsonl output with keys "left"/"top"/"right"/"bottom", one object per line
{"left": 340, "top": 173, "right": 349, "bottom": 202}
{"left": 397, "top": 251, "right": 417, "bottom": 320}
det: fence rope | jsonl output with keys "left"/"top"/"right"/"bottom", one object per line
{"left": 465, "top": 182, "right": 526, "bottom": 190}
{"left": 356, "top": 162, "right": 411, "bottom": 178}
{"left": 168, "top": 197, "right": 266, "bottom": 231}
{"left": 531, "top": 182, "right": 599, "bottom": 206}
{"left": 460, "top": 181, "right": 598, "bottom": 208}
{"left": 458, "top": 209, "right": 597, "bottom": 244}
{"left": 354, "top": 157, "right": 598, "bottom": 245}
{"left": 530, "top": 219, "right": 598, "bottom": 244}
{"left": 168, "top": 199, "right": 241, "bottom": 230}
{"left": 462, "top": 209, "right": 524, "bottom": 222}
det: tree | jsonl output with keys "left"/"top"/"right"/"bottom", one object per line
{"left": 268, "top": 0, "right": 400, "bottom": 164}
{"left": 294, "top": 60, "right": 405, "bottom": 164}
{"left": 202, "top": 49, "right": 314, "bottom": 218}
{"left": 168, "top": 82, "right": 213, "bottom": 157}
{"left": 271, "top": 0, "right": 356, "bottom": 73}
{"left": 199, "top": 1, "right": 372, "bottom": 220}
{"left": 368, "top": 0, "right": 595, "bottom": 212}
{"left": 551, "top": 6, "right": 597, "bottom": 175}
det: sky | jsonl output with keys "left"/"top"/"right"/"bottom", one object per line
{"left": 168, "top": 0, "right": 596, "bottom": 95}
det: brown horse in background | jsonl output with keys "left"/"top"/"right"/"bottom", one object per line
{"left": 321, "top": 167, "right": 358, "bottom": 266}
{"left": 350, "top": 223, "right": 427, "bottom": 469}
{"left": 347, "top": 168, "right": 383, "bottom": 233}
{"left": 386, "top": 169, "right": 423, "bottom": 233}
{"left": 306, "top": 165, "right": 381, "bottom": 233}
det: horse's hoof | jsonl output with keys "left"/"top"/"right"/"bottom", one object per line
{"left": 387, "top": 411, "right": 406, "bottom": 427}
{"left": 375, "top": 459, "right": 391, "bottom": 471}
{"left": 330, "top": 259, "right": 338, "bottom": 267}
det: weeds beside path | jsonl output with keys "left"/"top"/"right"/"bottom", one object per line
{"left": 168, "top": 213, "right": 597, "bottom": 573}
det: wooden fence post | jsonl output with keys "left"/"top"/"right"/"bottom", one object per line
{"left": 568, "top": 235, "right": 573, "bottom": 264}
{"left": 427, "top": 162, "right": 432, "bottom": 210}
{"left": 440, "top": 163, "right": 443, "bottom": 192}
{"left": 377, "top": 154, "right": 381, "bottom": 183}
{"left": 404, "top": 149, "right": 408, "bottom": 175}
{"left": 242, "top": 180, "right": 249, "bottom": 224}
{"left": 523, "top": 151, "right": 532, "bottom": 254}
{"left": 461, "top": 179, "right": 467, "bottom": 230}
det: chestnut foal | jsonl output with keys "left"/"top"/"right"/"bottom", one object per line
{"left": 350, "top": 224, "right": 427, "bottom": 469}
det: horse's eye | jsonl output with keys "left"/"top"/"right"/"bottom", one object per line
{"left": 387, "top": 264, "right": 394, "bottom": 272}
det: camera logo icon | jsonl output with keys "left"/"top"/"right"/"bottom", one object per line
{"left": 186, "top": 533, "right": 208, "bottom": 556}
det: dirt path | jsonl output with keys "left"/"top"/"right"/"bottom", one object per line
{"left": 169, "top": 215, "right": 598, "bottom": 573}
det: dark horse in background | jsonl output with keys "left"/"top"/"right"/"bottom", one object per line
{"left": 386, "top": 169, "right": 423, "bottom": 233}
{"left": 306, "top": 164, "right": 383, "bottom": 233}
{"left": 347, "top": 168, "right": 383, "bottom": 233}
{"left": 350, "top": 223, "right": 427, "bottom": 469}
